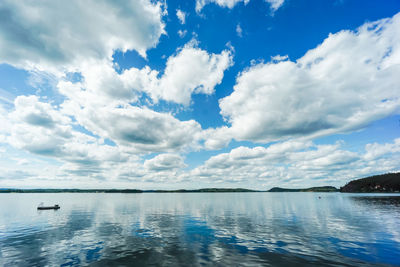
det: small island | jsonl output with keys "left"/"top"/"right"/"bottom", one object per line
{"left": 340, "top": 173, "right": 400, "bottom": 193}
{"left": 268, "top": 186, "right": 338, "bottom": 192}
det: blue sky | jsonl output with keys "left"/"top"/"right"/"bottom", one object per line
{"left": 0, "top": 0, "right": 399, "bottom": 189}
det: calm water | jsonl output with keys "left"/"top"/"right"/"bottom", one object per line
{"left": 0, "top": 193, "right": 400, "bottom": 266}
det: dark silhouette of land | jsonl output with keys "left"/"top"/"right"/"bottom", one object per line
{"left": 0, "top": 189, "right": 143, "bottom": 193}
{"left": 145, "top": 188, "right": 257, "bottom": 193}
{"left": 268, "top": 186, "right": 338, "bottom": 192}
{"left": 1, "top": 173, "right": 400, "bottom": 193}
{"left": 0, "top": 188, "right": 257, "bottom": 193}
{"left": 340, "top": 173, "right": 400, "bottom": 193}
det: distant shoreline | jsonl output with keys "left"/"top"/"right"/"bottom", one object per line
{"left": 0, "top": 188, "right": 335, "bottom": 193}
{"left": 0, "top": 188, "right": 259, "bottom": 193}
{"left": 2, "top": 172, "right": 399, "bottom": 193}
{"left": 340, "top": 173, "right": 400, "bottom": 193}
{"left": 0, "top": 188, "right": 337, "bottom": 193}
{"left": 268, "top": 186, "right": 338, "bottom": 192}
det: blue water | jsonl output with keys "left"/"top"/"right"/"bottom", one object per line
{"left": 0, "top": 193, "right": 399, "bottom": 266}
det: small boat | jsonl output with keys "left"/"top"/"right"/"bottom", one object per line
{"left": 37, "top": 204, "right": 60, "bottom": 210}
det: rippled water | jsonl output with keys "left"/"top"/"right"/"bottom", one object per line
{"left": 0, "top": 193, "right": 400, "bottom": 266}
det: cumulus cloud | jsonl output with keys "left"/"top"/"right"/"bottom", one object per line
{"left": 153, "top": 45, "right": 233, "bottom": 105}
{"left": 187, "top": 138, "right": 400, "bottom": 188}
{"left": 195, "top": 0, "right": 284, "bottom": 12}
{"left": 144, "top": 154, "right": 186, "bottom": 171}
{"left": 60, "top": 43, "right": 233, "bottom": 106}
{"left": 4, "top": 101, "right": 175, "bottom": 185}
{"left": 8, "top": 95, "right": 73, "bottom": 156}
{"left": 202, "top": 126, "right": 232, "bottom": 150}
{"left": 364, "top": 138, "right": 400, "bottom": 161}
{"left": 216, "top": 13, "right": 400, "bottom": 144}
{"left": 57, "top": 46, "right": 226, "bottom": 153}
{"left": 2, "top": 95, "right": 400, "bottom": 188}
{"left": 1, "top": 1, "right": 398, "bottom": 190}
{"left": 11, "top": 95, "right": 70, "bottom": 129}
{"left": 176, "top": 9, "right": 186, "bottom": 24}
{"left": 0, "top": 0, "right": 165, "bottom": 72}
{"left": 60, "top": 94, "right": 200, "bottom": 154}
{"left": 66, "top": 104, "right": 203, "bottom": 153}
{"left": 0, "top": 0, "right": 233, "bottom": 175}
{"left": 2, "top": 95, "right": 141, "bottom": 181}
{"left": 0, "top": 0, "right": 227, "bottom": 186}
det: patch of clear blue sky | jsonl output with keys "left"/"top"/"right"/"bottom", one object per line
{"left": 314, "top": 115, "right": 400, "bottom": 152}
{"left": 0, "top": 64, "right": 33, "bottom": 99}
{"left": 0, "top": 64, "right": 64, "bottom": 106}
{"left": 0, "top": 143, "right": 62, "bottom": 167}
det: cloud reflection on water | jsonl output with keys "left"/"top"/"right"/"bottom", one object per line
{"left": 0, "top": 193, "right": 399, "bottom": 266}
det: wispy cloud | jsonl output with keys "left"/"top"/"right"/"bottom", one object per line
{"left": 176, "top": 9, "right": 186, "bottom": 24}
{"left": 236, "top": 24, "right": 243, "bottom": 37}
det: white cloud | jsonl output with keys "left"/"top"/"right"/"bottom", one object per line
{"left": 0, "top": 40, "right": 232, "bottom": 186}
{"left": 0, "top": 1, "right": 398, "bottom": 190}
{"left": 0, "top": 0, "right": 165, "bottom": 73}
{"left": 58, "top": 79, "right": 203, "bottom": 153}
{"left": 202, "top": 126, "right": 232, "bottom": 150}
{"left": 0, "top": 104, "right": 12, "bottom": 141}
{"left": 176, "top": 9, "right": 186, "bottom": 24}
{"left": 187, "top": 138, "right": 400, "bottom": 188}
{"left": 270, "top": 54, "right": 288, "bottom": 62}
{"left": 266, "top": 0, "right": 284, "bottom": 12}
{"left": 195, "top": 0, "right": 284, "bottom": 13}
{"left": 216, "top": 13, "right": 400, "bottom": 144}
{"left": 153, "top": 45, "right": 233, "bottom": 105}
{"left": 11, "top": 95, "right": 70, "bottom": 128}
{"left": 196, "top": 0, "right": 249, "bottom": 12}
{"left": 3, "top": 94, "right": 400, "bottom": 188}
{"left": 7, "top": 96, "right": 120, "bottom": 161}
{"left": 144, "top": 154, "right": 186, "bottom": 171}
{"left": 236, "top": 24, "right": 243, "bottom": 38}
{"left": 178, "top": 29, "right": 187, "bottom": 38}
{"left": 8, "top": 95, "right": 73, "bottom": 156}
{"left": 62, "top": 43, "right": 233, "bottom": 107}
{"left": 53, "top": 44, "right": 233, "bottom": 154}
{"left": 0, "top": 0, "right": 234, "bottom": 183}
{"left": 364, "top": 138, "right": 400, "bottom": 161}
{"left": 66, "top": 104, "right": 203, "bottom": 153}
{"left": 2, "top": 95, "right": 141, "bottom": 180}
{"left": 67, "top": 61, "right": 148, "bottom": 105}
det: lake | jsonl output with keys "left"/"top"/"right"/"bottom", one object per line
{"left": 0, "top": 193, "right": 399, "bottom": 266}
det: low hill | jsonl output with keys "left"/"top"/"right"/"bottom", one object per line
{"left": 268, "top": 186, "right": 338, "bottom": 192}
{"left": 145, "top": 188, "right": 257, "bottom": 193}
{"left": 0, "top": 189, "right": 143, "bottom": 193}
{"left": 340, "top": 173, "right": 400, "bottom": 193}
{"left": 0, "top": 188, "right": 257, "bottom": 193}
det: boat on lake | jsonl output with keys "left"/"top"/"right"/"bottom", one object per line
{"left": 37, "top": 204, "right": 60, "bottom": 210}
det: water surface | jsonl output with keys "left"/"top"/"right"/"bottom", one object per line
{"left": 0, "top": 193, "right": 399, "bottom": 266}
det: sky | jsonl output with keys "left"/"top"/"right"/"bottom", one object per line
{"left": 0, "top": 0, "right": 399, "bottom": 190}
